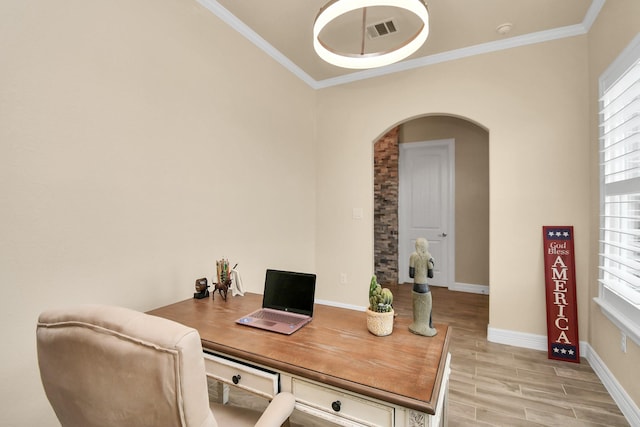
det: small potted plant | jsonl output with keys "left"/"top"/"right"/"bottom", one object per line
{"left": 366, "top": 275, "right": 394, "bottom": 336}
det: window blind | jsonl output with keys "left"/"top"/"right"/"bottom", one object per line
{"left": 600, "top": 50, "right": 640, "bottom": 308}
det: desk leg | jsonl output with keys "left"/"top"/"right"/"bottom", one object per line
{"left": 441, "top": 355, "right": 450, "bottom": 427}
{"left": 212, "top": 381, "right": 230, "bottom": 405}
{"left": 442, "top": 385, "right": 449, "bottom": 427}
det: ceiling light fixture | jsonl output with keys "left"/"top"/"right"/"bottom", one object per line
{"left": 313, "top": 0, "right": 429, "bottom": 69}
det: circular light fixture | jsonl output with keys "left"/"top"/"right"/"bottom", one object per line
{"left": 313, "top": 0, "right": 430, "bottom": 69}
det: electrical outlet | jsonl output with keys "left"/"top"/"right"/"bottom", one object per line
{"left": 621, "top": 332, "right": 627, "bottom": 353}
{"left": 340, "top": 273, "right": 348, "bottom": 285}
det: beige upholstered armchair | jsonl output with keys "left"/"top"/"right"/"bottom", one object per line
{"left": 36, "top": 305, "right": 295, "bottom": 427}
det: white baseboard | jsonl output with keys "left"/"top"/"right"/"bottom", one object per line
{"left": 487, "top": 326, "right": 640, "bottom": 426}
{"left": 449, "top": 282, "right": 489, "bottom": 295}
{"left": 487, "top": 326, "right": 548, "bottom": 351}
{"left": 315, "top": 298, "right": 366, "bottom": 312}
{"left": 584, "top": 343, "right": 640, "bottom": 427}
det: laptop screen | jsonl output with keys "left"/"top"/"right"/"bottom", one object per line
{"left": 262, "top": 269, "right": 316, "bottom": 316}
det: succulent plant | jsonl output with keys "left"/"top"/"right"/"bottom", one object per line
{"left": 369, "top": 275, "right": 393, "bottom": 313}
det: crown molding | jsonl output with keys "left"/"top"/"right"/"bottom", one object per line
{"left": 195, "top": 0, "right": 319, "bottom": 89}
{"left": 583, "top": 0, "right": 606, "bottom": 32}
{"left": 315, "top": 23, "right": 588, "bottom": 88}
{"left": 198, "top": 0, "right": 605, "bottom": 90}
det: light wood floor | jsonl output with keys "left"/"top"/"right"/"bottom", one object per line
{"left": 209, "top": 285, "right": 629, "bottom": 426}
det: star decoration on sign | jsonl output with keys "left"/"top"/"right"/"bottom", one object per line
{"left": 547, "top": 229, "right": 571, "bottom": 239}
{"left": 552, "top": 345, "right": 578, "bottom": 359}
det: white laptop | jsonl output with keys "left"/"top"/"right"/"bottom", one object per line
{"left": 235, "top": 269, "right": 316, "bottom": 335}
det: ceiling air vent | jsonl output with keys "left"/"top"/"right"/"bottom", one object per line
{"left": 366, "top": 19, "right": 397, "bottom": 39}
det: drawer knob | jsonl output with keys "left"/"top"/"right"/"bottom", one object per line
{"left": 331, "top": 400, "right": 341, "bottom": 412}
{"left": 232, "top": 374, "right": 241, "bottom": 384}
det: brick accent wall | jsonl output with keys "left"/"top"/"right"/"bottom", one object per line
{"left": 374, "top": 127, "right": 399, "bottom": 285}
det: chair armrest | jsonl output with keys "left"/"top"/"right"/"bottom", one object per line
{"left": 254, "top": 392, "right": 296, "bottom": 427}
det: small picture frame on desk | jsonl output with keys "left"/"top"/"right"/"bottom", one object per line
{"left": 194, "top": 278, "right": 209, "bottom": 299}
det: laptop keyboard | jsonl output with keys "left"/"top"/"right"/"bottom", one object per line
{"left": 254, "top": 310, "right": 306, "bottom": 325}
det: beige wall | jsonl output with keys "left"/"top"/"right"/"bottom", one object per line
{"left": 0, "top": 0, "right": 315, "bottom": 425}
{"left": 587, "top": 0, "right": 640, "bottom": 406}
{"left": 400, "top": 116, "right": 490, "bottom": 287}
{"left": 3, "top": 0, "right": 639, "bottom": 424}
{"left": 315, "top": 37, "right": 590, "bottom": 337}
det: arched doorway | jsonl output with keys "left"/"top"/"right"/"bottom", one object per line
{"left": 373, "top": 115, "right": 490, "bottom": 294}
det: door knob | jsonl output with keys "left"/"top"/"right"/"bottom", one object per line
{"left": 441, "top": 232, "right": 447, "bottom": 237}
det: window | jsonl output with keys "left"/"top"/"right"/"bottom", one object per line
{"left": 596, "top": 33, "right": 640, "bottom": 345}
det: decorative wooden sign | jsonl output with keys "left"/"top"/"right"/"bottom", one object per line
{"left": 542, "top": 226, "right": 580, "bottom": 363}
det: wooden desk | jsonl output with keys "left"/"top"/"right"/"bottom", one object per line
{"left": 149, "top": 293, "right": 451, "bottom": 427}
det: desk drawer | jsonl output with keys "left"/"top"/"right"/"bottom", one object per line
{"left": 203, "top": 353, "right": 278, "bottom": 399}
{"left": 292, "top": 378, "right": 394, "bottom": 427}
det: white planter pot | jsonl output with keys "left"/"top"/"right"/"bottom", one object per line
{"left": 366, "top": 308, "right": 394, "bottom": 336}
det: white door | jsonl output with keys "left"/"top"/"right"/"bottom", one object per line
{"left": 398, "top": 139, "right": 454, "bottom": 287}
